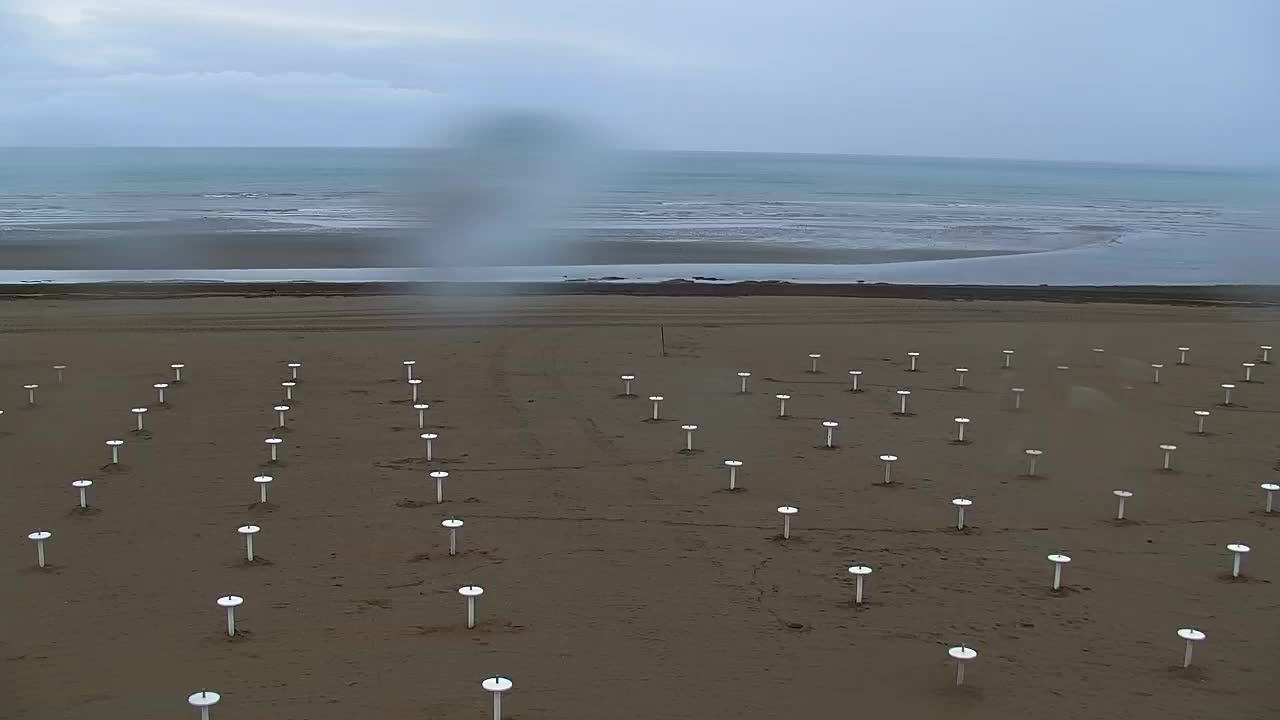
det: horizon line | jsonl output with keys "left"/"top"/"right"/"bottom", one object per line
{"left": 0, "top": 145, "right": 1272, "bottom": 172}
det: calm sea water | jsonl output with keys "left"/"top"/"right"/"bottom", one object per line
{"left": 1, "top": 147, "right": 1277, "bottom": 262}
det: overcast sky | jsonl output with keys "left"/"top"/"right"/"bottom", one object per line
{"left": 2, "top": 0, "right": 1276, "bottom": 164}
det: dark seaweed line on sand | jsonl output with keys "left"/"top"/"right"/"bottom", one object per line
{"left": 2, "top": 281, "right": 1280, "bottom": 306}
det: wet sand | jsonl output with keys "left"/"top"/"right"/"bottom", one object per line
{"left": 3, "top": 294, "right": 1279, "bottom": 719}
{"left": 0, "top": 230, "right": 1023, "bottom": 270}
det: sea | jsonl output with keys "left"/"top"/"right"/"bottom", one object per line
{"left": 1, "top": 147, "right": 1278, "bottom": 284}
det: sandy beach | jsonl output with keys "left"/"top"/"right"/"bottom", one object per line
{"left": 3, "top": 293, "right": 1279, "bottom": 719}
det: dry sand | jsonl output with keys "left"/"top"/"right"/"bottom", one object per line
{"left": 2, "top": 293, "right": 1279, "bottom": 719}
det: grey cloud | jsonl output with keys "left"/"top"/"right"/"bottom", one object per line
{"left": 1, "top": 0, "right": 1276, "bottom": 163}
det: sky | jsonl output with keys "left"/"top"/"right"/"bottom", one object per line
{"left": 1, "top": 0, "right": 1277, "bottom": 165}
